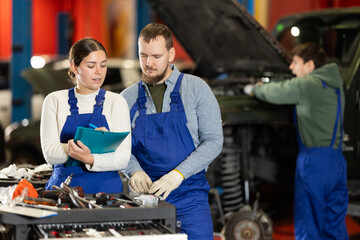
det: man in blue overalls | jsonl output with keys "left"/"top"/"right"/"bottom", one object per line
{"left": 246, "top": 42, "right": 348, "bottom": 239}
{"left": 121, "top": 23, "right": 223, "bottom": 240}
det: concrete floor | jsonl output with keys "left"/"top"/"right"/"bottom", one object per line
{"left": 271, "top": 214, "right": 360, "bottom": 240}
{"left": 213, "top": 214, "right": 360, "bottom": 239}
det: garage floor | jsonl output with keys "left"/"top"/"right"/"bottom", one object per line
{"left": 272, "top": 214, "right": 360, "bottom": 240}
{"left": 213, "top": 213, "right": 360, "bottom": 239}
{"left": 265, "top": 181, "right": 360, "bottom": 239}
{"left": 213, "top": 190, "right": 360, "bottom": 240}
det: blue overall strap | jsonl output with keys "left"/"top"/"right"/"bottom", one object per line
{"left": 130, "top": 81, "right": 147, "bottom": 122}
{"left": 170, "top": 73, "right": 185, "bottom": 112}
{"left": 68, "top": 88, "right": 78, "bottom": 115}
{"left": 321, "top": 80, "right": 343, "bottom": 149}
{"left": 321, "top": 80, "right": 327, "bottom": 89}
{"left": 93, "top": 88, "right": 106, "bottom": 114}
{"left": 293, "top": 86, "right": 343, "bottom": 150}
{"left": 329, "top": 87, "right": 343, "bottom": 149}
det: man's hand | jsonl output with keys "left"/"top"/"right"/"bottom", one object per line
{"left": 243, "top": 84, "right": 255, "bottom": 96}
{"left": 129, "top": 171, "right": 152, "bottom": 193}
{"left": 148, "top": 170, "right": 184, "bottom": 200}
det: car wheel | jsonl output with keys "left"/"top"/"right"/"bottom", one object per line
{"left": 11, "top": 148, "right": 43, "bottom": 166}
{"left": 224, "top": 210, "right": 263, "bottom": 240}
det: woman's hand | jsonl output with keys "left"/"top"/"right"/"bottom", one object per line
{"left": 68, "top": 139, "right": 94, "bottom": 167}
{"left": 94, "top": 127, "right": 108, "bottom": 132}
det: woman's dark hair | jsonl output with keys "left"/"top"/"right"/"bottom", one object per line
{"left": 291, "top": 42, "right": 327, "bottom": 69}
{"left": 139, "top": 23, "right": 173, "bottom": 50}
{"left": 68, "top": 37, "right": 107, "bottom": 80}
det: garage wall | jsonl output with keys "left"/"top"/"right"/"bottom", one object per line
{"left": 32, "top": 0, "right": 63, "bottom": 56}
{"left": 33, "top": 0, "right": 109, "bottom": 56}
{"left": 0, "top": 0, "right": 11, "bottom": 59}
{"left": 0, "top": 0, "right": 120, "bottom": 59}
{"left": 0, "top": 0, "right": 359, "bottom": 59}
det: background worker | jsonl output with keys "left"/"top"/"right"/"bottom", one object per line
{"left": 245, "top": 42, "right": 348, "bottom": 239}
{"left": 120, "top": 23, "right": 223, "bottom": 240}
{"left": 40, "top": 37, "right": 131, "bottom": 194}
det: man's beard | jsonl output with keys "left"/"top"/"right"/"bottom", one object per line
{"left": 142, "top": 67, "right": 168, "bottom": 85}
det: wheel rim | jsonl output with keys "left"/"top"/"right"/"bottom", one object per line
{"left": 233, "top": 219, "right": 261, "bottom": 240}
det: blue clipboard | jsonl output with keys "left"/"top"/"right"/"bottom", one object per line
{"left": 74, "top": 126, "right": 129, "bottom": 154}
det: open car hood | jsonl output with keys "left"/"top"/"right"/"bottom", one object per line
{"left": 147, "top": 0, "right": 291, "bottom": 78}
{"left": 21, "top": 58, "right": 141, "bottom": 96}
{"left": 21, "top": 59, "right": 72, "bottom": 96}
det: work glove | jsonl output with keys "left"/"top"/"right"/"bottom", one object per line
{"left": 148, "top": 170, "right": 184, "bottom": 200}
{"left": 243, "top": 84, "right": 255, "bottom": 96}
{"left": 129, "top": 171, "right": 152, "bottom": 193}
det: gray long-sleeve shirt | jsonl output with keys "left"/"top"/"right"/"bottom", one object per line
{"left": 120, "top": 65, "right": 223, "bottom": 179}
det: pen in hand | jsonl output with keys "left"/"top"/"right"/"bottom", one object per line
{"left": 89, "top": 123, "right": 98, "bottom": 129}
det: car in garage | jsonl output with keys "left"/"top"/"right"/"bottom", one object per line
{"left": 0, "top": 59, "right": 49, "bottom": 166}
{"left": 145, "top": 0, "right": 360, "bottom": 239}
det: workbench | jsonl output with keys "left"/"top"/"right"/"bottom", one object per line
{"left": 0, "top": 200, "right": 183, "bottom": 239}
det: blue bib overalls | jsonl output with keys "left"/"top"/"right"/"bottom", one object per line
{"left": 45, "top": 88, "right": 123, "bottom": 194}
{"left": 294, "top": 84, "right": 348, "bottom": 239}
{"left": 130, "top": 73, "right": 213, "bottom": 240}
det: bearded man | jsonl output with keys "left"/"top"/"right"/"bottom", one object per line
{"left": 120, "top": 23, "right": 223, "bottom": 240}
